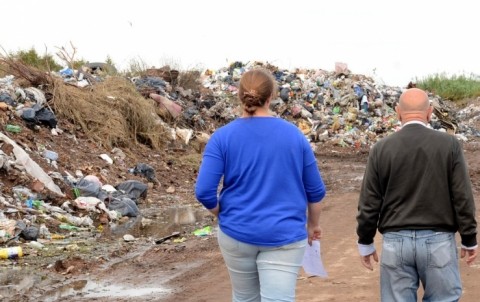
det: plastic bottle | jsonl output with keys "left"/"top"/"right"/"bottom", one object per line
{"left": 59, "top": 224, "right": 79, "bottom": 231}
{"left": 32, "top": 200, "right": 43, "bottom": 209}
{"left": 72, "top": 187, "right": 80, "bottom": 198}
{"left": 51, "top": 234, "right": 66, "bottom": 240}
{"left": 25, "top": 198, "right": 33, "bottom": 208}
{"left": 0, "top": 246, "right": 23, "bottom": 259}
{"left": 5, "top": 125, "right": 22, "bottom": 133}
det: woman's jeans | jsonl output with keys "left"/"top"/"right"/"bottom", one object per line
{"left": 380, "top": 230, "right": 461, "bottom": 302}
{"left": 218, "top": 228, "right": 307, "bottom": 302}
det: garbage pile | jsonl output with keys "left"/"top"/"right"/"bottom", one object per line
{"left": 131, "top": 61, "right": 480, "bottom": 150}
{"left": 0, "top": 75, "right": 59, "bottom": 133}
{"left": 0, "top": 59, "right": 479, "bottom": 262}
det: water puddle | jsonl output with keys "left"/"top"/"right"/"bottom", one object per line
{"left": 83, "top": 280, "right": 171, "bottom": 298}
{"left": 109, "top": 205, "right": 208, "bottom": 239}
{"left": 40, "top": 279, "right": 171, "bottom": 301}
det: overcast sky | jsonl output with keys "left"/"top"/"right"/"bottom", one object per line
{"left": 2, "top": 0, "right": 478, "bottom": 86}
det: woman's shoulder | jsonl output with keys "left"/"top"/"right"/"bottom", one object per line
{"left": 213, "top": 117, "right": 301, "bottom": 135}
{"left": 272, "top": 117, "right": 305, "bottom": 133}
{"left": 208, "top": 119, "right": 242, "bottom": 139}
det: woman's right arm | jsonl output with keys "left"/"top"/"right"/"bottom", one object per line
{"left": 195, "top": 137, "right": 224, "bottom": 212}
{"left": 307, "top": 201, "right": 322, "bottom": 245}
{"left": 302, "top": 137, "right": 326, "bottom": 245}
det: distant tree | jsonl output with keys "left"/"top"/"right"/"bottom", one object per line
{"left": 72, "top": 59, "right": 87, "bottom": 70}
{"left": 14, "top": 47, "right": 62, "bottom": 71}
{"left": 105, "top": 55, "right": 118, "bottom": 74}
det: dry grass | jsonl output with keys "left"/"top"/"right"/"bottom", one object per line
{"left": 0, "top": 57, "right": 53, "bottom": 87}
{"left": 0, "top": 57, "right": 169, "bottom": 150}
{"left": 178, "top": 70, "right": 201, "bottom": 91}
{"left": 0, "top": 62, "right": 8, "bottom": 77}
{"left": 51, "top": 77, "right": 169, "bottom": 149}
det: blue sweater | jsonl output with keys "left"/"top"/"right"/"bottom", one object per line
{"left": 195, "top": 117, "right": 326, "bottom": 246}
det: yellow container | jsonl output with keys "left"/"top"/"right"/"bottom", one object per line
{"left": 0, "top": 246, "right": 23, "bottom": 259}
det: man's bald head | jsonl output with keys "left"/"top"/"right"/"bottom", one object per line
{"left": 398, "top": 88, "right": 430, "bottom": 112}
{"left": 396, "top": 88, "right": 432, "bottom": 125}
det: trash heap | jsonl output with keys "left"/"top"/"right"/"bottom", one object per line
{"left": 0, "top": 58, "right": 479, "bottom": 261}
{"left": 132, "top": 61, "right": 480, "bottom": 150}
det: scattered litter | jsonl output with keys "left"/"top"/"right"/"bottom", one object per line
{"left": 155, "top": 231, "right": 181, "bottom": 244}
{"left": 193, "top": 226, "right": 213, "bottom": 237}
{"left": 100, "top": 154, "right": 113, "bottom": 165}
{"left": 123, "top": 234, "right": 136, "bottom": 242}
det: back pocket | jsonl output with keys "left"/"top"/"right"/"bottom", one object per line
{"left": 427, "top": 234, "right": 455, "bottom": 268}
{"left": 381, "top": 237, "right": 403, "bottom": 268}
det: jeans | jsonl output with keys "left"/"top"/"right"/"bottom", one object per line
{"left": 218, "top": 228, "right": 307, "bottom": 302}
{"left": 380, "top": 230, "right": 461, "bottom": 302}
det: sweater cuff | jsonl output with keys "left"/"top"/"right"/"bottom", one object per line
{"left": 357, "top": 243, "right": 376, "bottom": 256}
{"left": 461, "top": 244, "right": 478, "bottom": 250}
{"left": 461, "top": 233, "right": 477, "bottom": 247}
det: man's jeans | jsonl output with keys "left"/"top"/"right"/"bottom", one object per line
{"left": 380, "top": 230, "right": 461, "bottom": 302}
{"left": 218, "top": 228, "right": 306, "bottom": 302}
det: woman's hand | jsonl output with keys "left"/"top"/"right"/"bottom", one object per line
{"left": 209, "top": 204, "right": 219, "bottom": 218}
{"left": 307, "top": 223, "right": 322, "bottom": 246}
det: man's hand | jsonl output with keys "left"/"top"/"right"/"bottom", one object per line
{"left": 461, "top": 247, "right": 478, "bottom": 265}
{"left": 360, "top": 251, "right": 378, "bottom": 270}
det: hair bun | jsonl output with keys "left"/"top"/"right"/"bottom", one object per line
{"left": 238, "top": 69, "right": 277, "bottom": 115}
{"left": 243, "top": 90, "right": 261, "bottom": 107}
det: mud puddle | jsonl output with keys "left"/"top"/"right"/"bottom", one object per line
{"left": 110, "top": 205, "right": 207, "bottom": 239}
{"left": 39, "top": 279, "right": 171, "bottom": 301}
{"left": 0, "top": 205, "right": 212, "bottom": 301}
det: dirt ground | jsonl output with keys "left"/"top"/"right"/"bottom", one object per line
{"left": 151, "top": 142, "right": 480, "bottom": 302}
{"left": 1, "top": 108, "right": 480, "bottom": 301}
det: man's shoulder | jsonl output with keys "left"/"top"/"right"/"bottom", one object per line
{"left": 373, "top": 130, "right": 400, "bottom": 147}
{"left": 373, "top": 126, "right": 456, "bottom": 149}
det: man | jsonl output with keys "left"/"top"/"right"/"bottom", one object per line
{"left": 356, "top": 88, "right": 477, "bottom": 301}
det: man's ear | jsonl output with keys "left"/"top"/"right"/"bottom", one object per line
{"left": 426, "top": 104, "right": 433, "bottom": 122}
{"left": 395, "top": 104, "right": 402, "bottom": 121}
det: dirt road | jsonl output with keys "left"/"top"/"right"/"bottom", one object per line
{"left": 162, "top": 145, "right": 480, "bottom": 302}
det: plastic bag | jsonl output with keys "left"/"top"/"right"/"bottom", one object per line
{"left": 20, "top": 226, "right": 39, "bottom": 241}
{"left": 35, "top": 108, "right": 58, "bottom": 128}
{"left": 0, "top": 92, "right": 15, "bottom": 106}
{"left": 76, "top": 177, "right": 102, "bottom": 198}
{"left": 115, "top": 180, "right": 148, "bottom": 201}
{"left": 21, "top": 108, "right": 37, "bottom": 121}
{"left": 73, "top": 196, "right": 102, "bottom": 211}
{"left": 129, "top": 163, "right": 157, "bottom": 183}
{"left": 108, "top": 197, "right": 139, "bottom": 217}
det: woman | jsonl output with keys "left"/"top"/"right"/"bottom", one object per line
{"left": 195, "top": 68, "right": 326, "bottom": 302}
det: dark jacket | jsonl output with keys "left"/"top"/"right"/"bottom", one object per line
{"left": 357, "top": 123, "right": 477, "bottom": 247}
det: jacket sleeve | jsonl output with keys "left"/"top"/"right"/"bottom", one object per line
{"left": 450, "top": 138, "right": 477, "bottom": 247}
{"left": 195, "top": 135, "right": 224, "bottom": 210}
{"left": 356, "top": 147, "right": 382, "bottom": 245}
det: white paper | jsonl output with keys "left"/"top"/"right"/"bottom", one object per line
{"left": 302, "top": 240, "right": 328, "bottom": 278}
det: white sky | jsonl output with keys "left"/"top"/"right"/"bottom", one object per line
{"left": 2, "top": 0, "right": 479, "bottom": 86}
